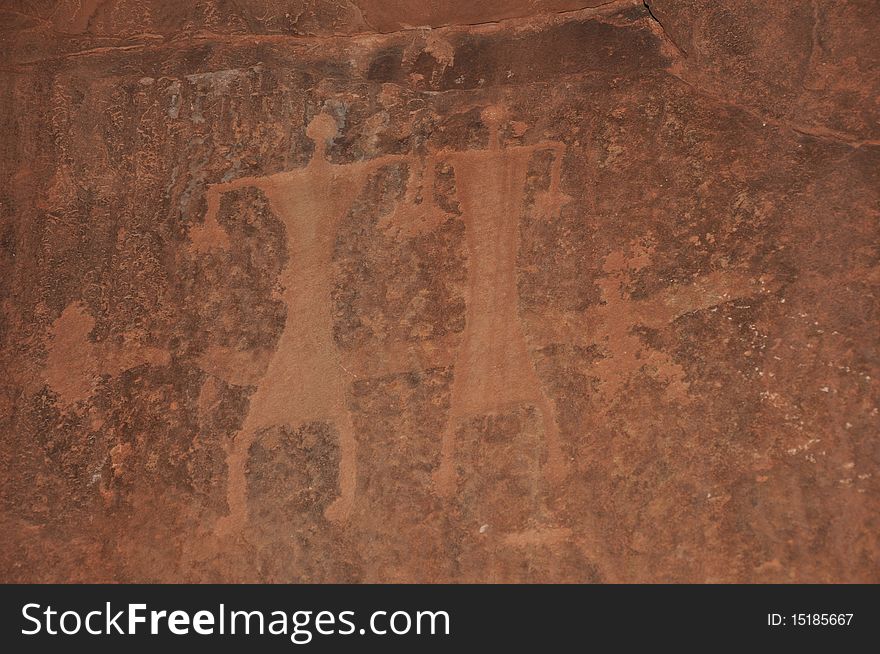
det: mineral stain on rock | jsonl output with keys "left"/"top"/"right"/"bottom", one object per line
{"left": 1, "top": 0, "right": 878, "bottom": 582}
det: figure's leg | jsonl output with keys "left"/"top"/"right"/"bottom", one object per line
{"left": 535, "top": 392, "right": 567, "bottom": 486}
{"left": 215, "top": 409, "right": 263, "bottom": 537}
{"left": 324, "top": 411, "right": 358, "bottom": 523}
{"left": 433, "top": 420, "right": 458, "bottom": 498}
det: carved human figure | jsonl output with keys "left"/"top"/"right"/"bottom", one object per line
{"left": 433, "top": 105, "right": 570, "bottom": 496}
{"left": 204, "top": 113, "right": 408, "bottom": 533}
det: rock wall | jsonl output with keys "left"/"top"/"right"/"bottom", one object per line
{"left": 1, "top": 0, "right": 877, "bottom": 582}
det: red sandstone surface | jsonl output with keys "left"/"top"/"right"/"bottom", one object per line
{"left": 1, "top": 1, "right": 878, "bottom": 583}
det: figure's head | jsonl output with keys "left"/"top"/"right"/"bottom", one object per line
{"left": 306, "top": 112, "right": 338, "bottom": 145}
{"left": 480, "top": 104, "right": 506, "bottom": 131}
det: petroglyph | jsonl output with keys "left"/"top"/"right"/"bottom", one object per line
{"left": 375, "top": 154, "right": 448, "bottom": 240}
{"left": 594, "top": 246, "right": 692, "bottom": 404}
{"left": 591, "top": 241, "right": 778, "bottom": 405}
{"left": 6, "top": 0, "right": 879, "bottom": 586}
{"left": 44, "top": 303, "right": 170, "bottom": 407}
{"left": 433, "top": 106, "right": 570, "bottom": 496}
{"left": 203, "top": 113, "right": 412, "bottom": 533}
{"left": 200, "top": 105, "right": 571, "bottom": 519}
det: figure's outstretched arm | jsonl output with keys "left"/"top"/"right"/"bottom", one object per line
{"left": 360, "top": 150, "right": 413, "bottom": 174}
{"left": 205, "top": 170, "right": 277, "bottom": 195}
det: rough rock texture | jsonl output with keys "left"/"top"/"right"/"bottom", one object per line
{"left": 1, "top": 0, "right": 878, "bottom": 583}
